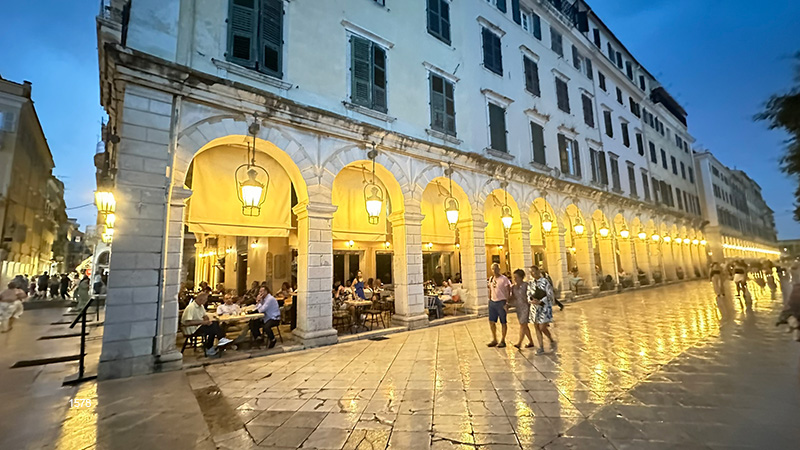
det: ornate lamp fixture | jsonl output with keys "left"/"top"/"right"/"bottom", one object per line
{"left": 500, "top": 189, "right": 513, "bottom": 231}
{"left": 619, "top": 224, "right": 630, "bottom": 239}
{"left": 363, "top": 146, "right": 384, "bottom": 225}
{"left": 235, "top": 118, "right": 269, "bottom": 217}
{"left": 443, "top": 167, "right": 459, "bottom": 230}
{"left": 652, "top": 234, "right": 661, "bottom": 241}
{"left": 692, "top": 239, "right": 700, "bottom": 245}
{"left": 598, "top": 220, "right": 610, "bottom": 238}
{"left": 638, "top": 229, "right": 647, "bottom": 240}
{"left": 541, "top": 211, "right": 554, "bottom": 233}
{"left": 95, "top": 189, "right": 116, "bottom": 215}
{"left": 663, "top": 236, "right": 672, "bottom": 243}
{"left": 105, "top": 213, "right": 116, "bottom": 229}
{"left": 700, "top": 239, "right": 707, "bottom": 246}
{"left": 573, "top": 215, "right": 585, "bottom": 235}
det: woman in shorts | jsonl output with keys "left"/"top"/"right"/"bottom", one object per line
{"left": 511, "top": 269, "right": 534, "bottom": 349}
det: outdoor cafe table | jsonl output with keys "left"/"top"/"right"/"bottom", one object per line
{"left": 345, "top": 299, "right": 373, "bottom": 333}
{"left": 207, "top": 312, "right": 264, "bottom": 323}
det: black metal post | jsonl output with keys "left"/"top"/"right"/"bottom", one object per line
{"left": 79, "top": 311, "right": 86, "bottom": 379}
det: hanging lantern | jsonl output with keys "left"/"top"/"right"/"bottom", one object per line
{"left": 363, "top": 147, "right": 384, "bottom": 225}
{"left": 235, "top": 119, "right": 269, "bottom": 217}
{"left": 105, "top": 213, "right": 116, "bottom": 229}
{"left": 384, "top": 241, "right": 391, "bottom": 249}
{"left": 692, "top": 239, "right": 699, "bottom": 245}
{"left": 619, "top": 225, "right": 630, "bottom": 239}
{"left": 598, "top": 221, "right": 610, "bottom": 238}
{"left": 500, "top": 205, "right": 513, "bottom": 231}
{"left": 95, "top": 189, "right": 116, "bottom": 215}
{"left": 541, "top": 212, "right": 553, "bottom": 233}
{"left": 652, "top": 234, "right": 661, "bottom": 241}
{"left": 663, "top": 236, "right": 672, "bottom": 243}
{"left": 700, "top": 239, "right": 707, "bottom": 246}
{"left": 101, "top": 227, "right": 114, "bottom": 244}
{"left": 443, "top": 167, "right": 460, "bottom": 230}
{"left": 573, "top": 216, "right": 585, "bottom": 235}
{"left": 638, "top": 230, "right": 647, "bottom": 240}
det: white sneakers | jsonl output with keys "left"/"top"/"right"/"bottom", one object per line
{"left": 218, "top": 337, "right": 233, "bottom": 346}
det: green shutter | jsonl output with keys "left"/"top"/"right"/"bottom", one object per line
{"left": 444, "top": 80, "right": 456, "bottom": 135}
{"left": 530, "top": 122, "right": 545, "bottom": 165}
{"left": 511, "top": 0, "right": 521, "bottom": 24}
{"left": 351, "top": 36, "right": 372, "bottom": 107}
{"left": 489, "top": 104, "right": 507, "bottom": 152}
{"left": 259, "top": 0, "right": 283, "bottom": 77}
{"left": 497, "top": 0, "right": 507, "bottom": 13}
{"left": 572, "top": 140, "right": 582, "bottom": 178}
{"left": 524, "top": 57, "right": 540, "bottom": 96}
{"left": 430, "top": 75, "right": 445, "bottom": 132}
{"left": 598, "top": 151, "right": 607, "bottom": 185}
{"left": 372, "top": 46, "right": 387, "bottom": 112}
{"left": 558, "top": 134, "right": 570, "bottom": 174}
{"left": 228, "top": 0, "right": 257, "bottom": 68}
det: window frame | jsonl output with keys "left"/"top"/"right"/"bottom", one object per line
{"left": 426, "top": 0, "right": 451, "bottom": 45}
{"left": 226, "top": 0, "right": 284, "bottom": 78}
{"left": 523, "top": 56, "right": 541, "bottom": 96}
{"left": 487, "top": 102, "right": 508, "bottom": 153}
{"left": 349, "top": 34, "right": 388, "bottom": 113}
{"left": 429, "top": 72, "right": 456, "bottom": 136}
{"left": 555, "top": 77, "right": 570, "bottom": 113}
{"left": 481, "top": 27, "right": 504, "bottom": 75}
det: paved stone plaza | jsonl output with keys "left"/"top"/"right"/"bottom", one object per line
{"left": 2, "top": 280, "right": 800, "bottom": 449}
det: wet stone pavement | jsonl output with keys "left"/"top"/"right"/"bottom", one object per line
{"left": 185, "top": 280, "right": 800, "bottom": 450}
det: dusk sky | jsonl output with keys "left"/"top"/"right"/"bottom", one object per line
{"left": 1, "top": 0, "right": 799, "bottom": 238}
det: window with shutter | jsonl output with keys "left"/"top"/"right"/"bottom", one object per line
{"left": 596, "top": 150, "right": 606, "bottom": 184}
{"left": 616, "top": 51, "right": 623, "bottom": 68}
{"left": 427, "top": 0, "right": 451, "bottom": 45}
{"left": 523, "top": 57, "right": 540, "bottom": 96}
{"left": 616, "top": 87, "right": 623, "bottom": 104}
{"left": 581, "top": 94, "right": 594, "bottom": 128}
{"left": 488, "top": 103, "right": 507, "bottom": 152}
{"left": 639, "top": 75, "right": 646, "bottom": 91}
{"left": 228, "top": 0, "right": 258, "bottom": 68}
{"left": 532, "top": 13, "right": 541, "bottom": 40}
{"left": 429, "top": 74, "right": 456, "bottom": 136}
{"left": 572, "top": 45, "right": 581, "bottom": 71}
{"left": 555, "top": 78, "right": 569, "bottom": 113}
{"left": 598, "top": 72, "right": 606, "bottom": 91}
{"left": 649, "top": 142, "right": 657, "bottom": 163}
{"left": 585, "top": 58, "right": 593, "bottom": 80}
{"left": 688, "top": 167, "right": 694, "bottom": 183}
{"left": 603, "top": 110, "right": 613, "bottom": 137}
{"left": 636, "top": 133, "right": 644, "bottom": 155}
{"left": 530, "top": 122, "right": 546, "bottom": 165}
{"left": 496, "top": 0, "right": 507, "bottom": 13}
{"left": 621, "top": 122, "right": 630, "bottom": 147}
{"left": 551, "top": 27, "right": 563, "bottom": 57}
{"left": 482, "top": 28, "right": 503, "bottom": 75}
{"left": 625, "top": 61, "right": 633, "bottom": 79}
{"left": 572, "top": 139, "right": 582, "bottom": 178}
{"left": 680, "top": 162, "right": 686, "bottom": 179}
{"left": 652, "top": 177, "right": 660, "bottom": 203}
{"left": 627, "top": 164, "right": 637, "bottom": 196}
{"left": 558, "top": 134, "right": 571, "bottom": 175}
{"left": 511, "top": 0, "right": 521, "bottom": 24}
{"left": 660, "top": 150, "right": 667, "bottom": 169}
{"left": 642, "top": 173, "right": 650, "bottom": 201}
{"left": 226, "top": 0, "right": 283, "bottom": 77}
{"left": 676, "top": 188, "right": 683, "bottom": 210}
{"left": 671, "top": 156, "right": 677, "bottom": 175}
{"left": 589, "top": 149, "right": 599, "bottom": 183}
{"left": 350, "top": 36, "right": 387, "bottom": 112}
{"left": 607, "top": 43, "right": 614, "bottom": 60}
{"left": 593, "top": 29, "right": 601, "bottom": 47}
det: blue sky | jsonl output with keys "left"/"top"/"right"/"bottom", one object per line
{"left": 1, "top": 0, "right": 799, "bottom": 238}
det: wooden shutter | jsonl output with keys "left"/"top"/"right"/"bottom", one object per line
{"left": 430, "top": 74, "right": 445, "bottom": 132}
{"left": 497, "top": 0, "right": 507, "bottom": 13}
{"left": 625, "top": 61, "right": 633, "bottom": 79}
{"left": 440, "top": 1, "right": 450, "bottom": 43}
{"left": 444, "top": 80, "right": 455, "bottom": 135}
{"left": 589, "top": 149, "right": 598, "bottom": 182}
{"left": 482, "top": 29, "right": 501, "bottom": 74}
{"left": 572, "top": 45, "right": 581, "bottom": 70}
{"left": 622, "top": 122, "right": 630, "bottom": 147}
{"left": 582, "top": 95, "right": 594, "bottom": 128}
{"left": 530, "top": 122, "right": 545, "bottom": 165}
{"left": 636, "top": 133, "right": 644, "bottom": 155}
{"left": 532, "top": 14, "right": 541, "bottom": 40}
{"left": 558, "top": 134, "right": 570, "bottom": 174}
{"left": 585, "top": 58, "right": 593, "bottom": 79}
{"left": 603, "top": 111, "right": 613, "bottom": 137}
{"left": 593, "top": 29, "right": 601, "bottom": 47}
{"left": 228, "top": 0, "right": 257, "bottom": 68}
{"left": 598, "top": 151, "right": 607, "bottom": 185}
{"left": 351, "top": 36, "right": 372, "bottom": 107}
{"left": 524, "top": 57, "right": 540, "bottom": 96}
{"left": 372, "top": 46, "right": 387, "bottom": 112}
{"left": 427, "top": 0, "right": 450, "bottom": 44}
{"left": 628, "top": 166, "right": 637, "bottom": 196}
{"left": 572, "top": 140, "right": 582, "bottom": 178}
{"left": 489, "top": 103, "right": 507, "bottom": 152}
{"left": 511, "top": 0, "right": 521, "bottom": 24}
{"left": 259, "top": 0, "right": 283, "bottom": 76}
{"left": 556, "top": 78, "right": 569, "bottom": 113}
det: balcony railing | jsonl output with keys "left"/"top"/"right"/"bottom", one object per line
{"left": 545, "top": 0, "right": 580, "bottom": 26}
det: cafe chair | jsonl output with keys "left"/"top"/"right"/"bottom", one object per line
{"left": 333, "top": 308, "right": 352, "bottom": 332}
{"left": 180, "top": 327, "right": 202, "bottom": 354}
{"left": 363, "top": 300, "right": 385, "bottom": 331}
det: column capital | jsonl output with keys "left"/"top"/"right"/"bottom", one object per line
{"left": 169, "top": 186, "right": 192, "bottom": 205}
{"left": 389, "top": 211, "right": 425, "bottom": 226}
{"left": 293, "top": 201, "right": 338, "bottom": 220}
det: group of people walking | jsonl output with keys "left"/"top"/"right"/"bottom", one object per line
{"left": 486, "top": 263, "right": 560, "bottom": 354}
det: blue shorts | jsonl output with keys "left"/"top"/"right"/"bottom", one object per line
{"left": 488, "top": 300, "right": 507, "bottom": 324}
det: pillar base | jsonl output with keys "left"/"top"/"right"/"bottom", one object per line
{"left": 154, "top": 350, "right": 183, "bottom": 373}
{"left": 591, "top": 287, "right": 600, "bottom": 295}
{"left": 98, "top": 355, "right": 156, "bottom": 380}
{"left": 293, "top": 327, "right": 338, "bottom": 347}
{"left": 392, "top": 313, "right": 429, "bottom": 330}
{"left": 633, "top": 281, "right": 641, "bottom": 288}
{"left": 466, "top": 304, "right": 489, "bottom": 317}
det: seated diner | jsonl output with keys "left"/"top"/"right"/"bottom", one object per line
{"left": 181, "top": 292, "right": 231, "bottom": 357}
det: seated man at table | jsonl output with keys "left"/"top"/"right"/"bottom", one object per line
{"left": 249, "top": 287, "right": 281, "bottom": 348}
{"left": 216, "top": 293, "right": 241, "bottom": 316}
{"left": 181, "top": 292, "right": 231, "bottom": 357}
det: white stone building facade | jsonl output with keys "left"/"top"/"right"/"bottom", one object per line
{"left": 96, "top": 0, "right": 710, "bottom": 378}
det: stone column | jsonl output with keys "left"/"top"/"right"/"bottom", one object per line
{"left": 459, "top": 213, "right": 488, "bottom": 316}
{"left": 574, "top": 231, "right": 598, "bottom": 293}
{"left": 596, "top": 237, "right": 617, "bottom": 280}
{"left": 662, "top": 243, "right": 678, "bottom": 281}
{"left": 545, "top": 226, "right": 569, "bottom": 299}
{"left": 618, "top": 237, "right": 639, "bottom": 287}
{"left": 193, "top": 242, "right": 203, "bottom": 285}
{"left": 99, "top": 84, "right": 175, "bottom": 379}
{"left": 509, "top": 216, "right": 532, "bottom": 273}
{"left": 390, "top": 211, "right": 428, "bottom": 329}
{"left": 635, "top": 239, "right": 652, "bottom": 284}
{"left": 292, "top": 202, "right": 338, "bottom": 347}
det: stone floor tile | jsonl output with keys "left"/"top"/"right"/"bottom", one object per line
{"left": 259, "top": 426, "right": 315, "bottom": 448}
{"left": 341, "top": 429, "right": 391, "bottom": 450}
{"left": 282, "top": 411, "right": 328, "bottom": 429}
{"left": 393, "top": 413, "right": 433, "bottom": 432}
{"left": 301, "top": 428, "right": 351, "bottom": 449}
{"left": 387, "top": 430, "right": 432, "bottom": 449}
{"left": 318, "top": 412, "right": 361, "bottom": 430}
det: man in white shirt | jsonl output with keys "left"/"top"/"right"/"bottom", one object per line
{"left": 487, "top": 263, "right": 512, "bottom": 348}
{"left": 216, "top": 293, "right": 241, "bottom": 316}
{"left": 181, "top": 292, "right": 231, "bottom": 356}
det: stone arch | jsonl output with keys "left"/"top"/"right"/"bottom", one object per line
{"left": 321, "top": 144, "right": 414, "bottom": 203}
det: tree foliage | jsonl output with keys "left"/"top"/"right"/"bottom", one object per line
{"left": 756, "top": 53, "right": 800, "bottom": 221}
